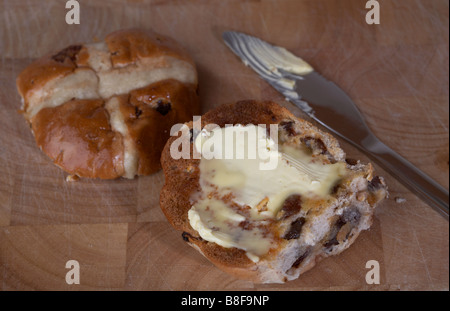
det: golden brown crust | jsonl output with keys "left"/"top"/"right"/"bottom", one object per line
{"left": 16, "top": 45, "right": 82, "bottom": 112}
{"left": 16, "top": 29, "right": 199, "bottom": 179}
{"left": 32, "top": 99, "right": 124, "bottom": 179}
{"left": 124, "top": 79, "right": 200, "bottom": 175}
{"left": 105, "top": 29, "right": 195, "bottom": 67}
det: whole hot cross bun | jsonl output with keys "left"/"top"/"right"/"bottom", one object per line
{"left": 16, "top": 29, "right": 200, "bottom": 179}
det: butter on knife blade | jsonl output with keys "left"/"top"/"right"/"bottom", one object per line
{"left": 222, "top": 31, "right": 314, "bottom": 113}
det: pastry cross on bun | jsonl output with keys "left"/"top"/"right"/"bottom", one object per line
{"left": 16, "top": 29, "right": 200, "bottom": 179}
{"left": 160, "top": 100, "right": 387, "bottom": 283}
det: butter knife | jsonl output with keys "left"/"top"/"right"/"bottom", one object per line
{"left": 222, "top": 30, "right": 449, "bottom": 220}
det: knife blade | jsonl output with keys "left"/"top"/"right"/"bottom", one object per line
{"left": 222, "top": 30, "right": 449, "bottom": 219}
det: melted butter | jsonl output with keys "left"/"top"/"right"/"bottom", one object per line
{"left": 188, "top": 125, "right": 347, "bottom": 260}
{"left": 256, "top": 45, "right": 314, "bottom": 77}
{"left": 188, "top": 198, "right": 273, "bottom": 259}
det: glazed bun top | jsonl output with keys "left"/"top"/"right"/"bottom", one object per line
{"left": 16, "top": 29, "right": 200, "bottom": 179}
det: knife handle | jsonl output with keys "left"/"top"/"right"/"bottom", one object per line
{"left": 360, "top": 134, "right": 449, "bottom": 220}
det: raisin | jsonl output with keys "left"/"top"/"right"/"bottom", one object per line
{"left": 279, "top": 120, "right": 296, "bottom": 136}
{"left": 323, "top": 236, "right": 339, "bottom": 248}
{"left": 323, "top": 217, "right": 346, "bottom": 248}
{"left": 368, "top": 176, "right": 383, "bottom": 191}
{"left": 181, "top": 231, "right": 201, "bottom": 242}
{"left": 51, "top": 45, "right": 82, "bottom": 64}
{"left": 135, "top": 106, "right": 143, "bottom": 118}
{"left": 301, "top": 136, "right": 327, "bottom": 155}
{"left": 345, "top": 158, "right": 358, "bottom": 166}
{"left": 283, "top": 217, "right": 306, "bottom": 240}
{"left": 155, "top": 99, "right": 171, "bottom": 116}
{"left": 323, "top": 207, "right": 361, "bottom": 249}
{"left": 291, "top": 248, "right": 311, "bottom": 269}
{"left": 279, "top": 194, "right": 302, "bottom": 219}
{"left": 182, "top": 232, "right": 190, "bottom": 242}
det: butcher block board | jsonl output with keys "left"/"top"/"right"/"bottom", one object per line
{"left": 0, "top": 0, "right": 448, "bottom": 291}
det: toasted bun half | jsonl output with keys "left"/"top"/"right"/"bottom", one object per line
{"left": 160, "top": 100, "right": 387, "bottom": 283}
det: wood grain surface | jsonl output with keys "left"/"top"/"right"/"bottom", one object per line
{"left": 0, "top": 0, "right": 448, "bottom": 291}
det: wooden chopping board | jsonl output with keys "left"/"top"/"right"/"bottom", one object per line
{"left": 0, "top": 0, "right": 448, "bottom": 291}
